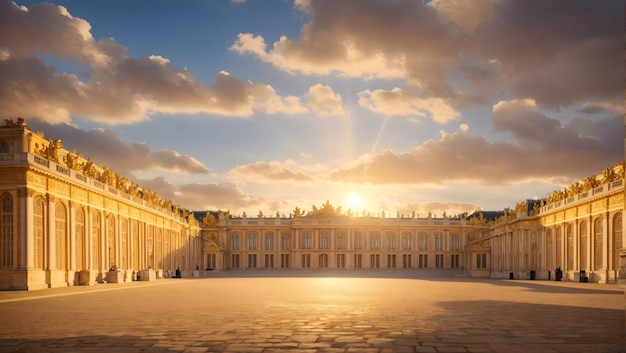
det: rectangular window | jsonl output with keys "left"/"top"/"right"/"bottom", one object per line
{"left": 319, "top": 254, "right": 328, "bottom": 268}
{"left": 435, "top": 254, "right": 444, "bottom": 268}
{"left": 476, "top": 253, "right": 487, "bottom": 269}
{"left": 419, "top": 254, "right": 428, "bottom": 268}
{"left": 402, "top": 254, "right": 411, "bottom": 268}
{"left": 387, "top": 254, "right": 396, "bottom": 268}
{"left": 232, "top": 254, "right": 240, "bottom": 269}
{"left": 354, "top": 254, "right": 362, "bottom": 269}
{"left": 264, "top": 254, "right": 274, "bottom": 268}
{"left": 451, "top": 254, "right": 459, "bottom": 268}
{"left": 247, "top": 254, "right": 257, "bottom": 268}
{"left": 206, "top": 254, "right": 216, "bottom": 269}
{"left": 280, "top": 254, "right": 290, "bottom": 268}
{"left": 370, "top": 254, "right": 380, "bottom": 268}
{"left": 302, "top": 254, "right": 311, "bottom": 268}
{"left": 337, "top": 254, "right": 345, "bottom": 269}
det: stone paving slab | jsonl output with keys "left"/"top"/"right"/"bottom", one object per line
{"left": 0, "top": 271, "right": 623, "bottom": 352}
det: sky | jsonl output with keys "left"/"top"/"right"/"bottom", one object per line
{"left": 1, "top": 0, "right": 623, "bottom": 218}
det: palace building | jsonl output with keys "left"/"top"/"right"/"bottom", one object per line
{"left": 0, "top": 118, "right": 624, "bottom": 290}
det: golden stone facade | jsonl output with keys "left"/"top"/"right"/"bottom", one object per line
{"left": 0, "top": 119, "right": 202, "bottom": 290}
{"left": 0, "top": 118, "right": 624, "bottom": 290}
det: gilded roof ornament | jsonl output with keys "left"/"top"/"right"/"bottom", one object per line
{"left": 2, "top": 118, "right": 27, "bottom": 128}
{"left": 34, "top": 138, "right": 62, "bottom": 162}
{"left": 202, "top": 212, "right": 217, "bottom": 227}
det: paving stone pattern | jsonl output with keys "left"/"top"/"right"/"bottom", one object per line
{"left": 0, "top": 271, "right": 623, "bottom": 353}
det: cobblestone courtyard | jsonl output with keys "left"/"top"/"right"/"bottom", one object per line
{"left": 0, "top": 271, "right": 624, "bottom": 353}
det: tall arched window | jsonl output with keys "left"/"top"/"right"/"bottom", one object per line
{"left": 55, "top": 203, "right": 67, "bottom": 270}
{"left": 248, "top": 232, "right": 257, "bottom": 250}
{"left": 156, "top": 228, "right": 162, "bottom": 268}
{"left": 545, "top": 228, "right": 553, "bottom": 271}
{"left": 402, "top": 233, "right": 412, "bottom": 250}
{"left": 353, "top": 232, "right": 363, "bottom": 250}
{"left": 386, "top": 232, "right": 396, "bottom": 250}
{"left": 34, "top": 197, "right": 45, "bottom": 270}
{"left": 434, "top": 233, "right": 443, "bottom": 251}
{"left": 370, "top": 232, "right": 381, "bottom": 250}
{"left": 265, "top": 232, "right": 274, "bottom": 250}
{"left": 232, "top": 233, "right": 240, "bottom": 250}
{"left": 301, "top": 231, "right": 312, "bottom": 249}
{"left": 319, "top": 231, "right": 330, "bottom": 249}
{"left": 336, "top": 232, "right": 346, "bottom": 250}
{"left": 1, "top": 193, "right": 14, "bottom": 268}
{"left": 75, "top": 208, "right": 85, "bottom": 270}
{"left": 418, "top": 232, "right": 428, "bottom": 250}
{"left": 132, "top": 220, "right": 139, "bottom": 270}
{"left": 450, "top": 233, "right": 459, "bottom": 251}
{"left": 556, "top": 226, "right": 562, "bottom": 269}
{"left": 281, "top": 233, "right": 290, "bottom": 250}
{"left": 580, "top": 221, "right": 588, "bottom": 269}
{"left": 120, "top": 218, "right": 128, "bottom": 269}
{"left": 0, "top": 141, "right": 8, "bottom": 153}
{"left": 613, "top": 213, "right": 623, "bottom": 271}
{"left": 566, "top": 225, "right": 573, "bottom": 270}
{"left": 92, "top": 211, "right": 101, "bottom": 270}
{"left": 594, "top": 217, "right": 603, "bottom": 270}
{"left": 107, "top": 217, "right": 116, "bottom": 269}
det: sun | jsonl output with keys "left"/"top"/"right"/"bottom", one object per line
{"left": 345, "top": 191, "right": 365, "bottom": 211}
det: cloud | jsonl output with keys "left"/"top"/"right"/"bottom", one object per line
{"left": 232, "top": 0, "right": 623, "bottom": 109}
{"left": 227, "top": 161, "right": 315, "bottom": 183}
{"left": 471, "top": 0, "right": 624, "bottom": 107}
{"left": 0, "top": 0, "right": 313, "bottom": 125}
{"left": 306, "top": 84, "right": 347, "bottom": 117}
{"left": 0, "top": 1, "right": 110, "bottom": 65}
{"left": 27, "top": 121, "right": 211, "bottom": 177}
{"left": 330, "top": 99, "right": 622, "bottom": 184}
{"left": 358, "top": 88, "right": 459, "bottom": 124}
{"left": 251, "top": 83, "right": 308, "bottom": 114}
{"left": 137, "top": 178, "right": 267, "bottom": 211}
{"left": 429, "top": 0, "right": 498, "bottom": 34}
{"left": 230, "top": 0, "right": 460, "bottom": 94}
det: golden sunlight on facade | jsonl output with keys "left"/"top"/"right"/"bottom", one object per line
{"left": 0, "top": 119, "right": 624, "bottom": 290}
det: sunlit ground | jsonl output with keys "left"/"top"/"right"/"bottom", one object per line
{"left": 0, "top": 272, "right": 623, "bottom": 352}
